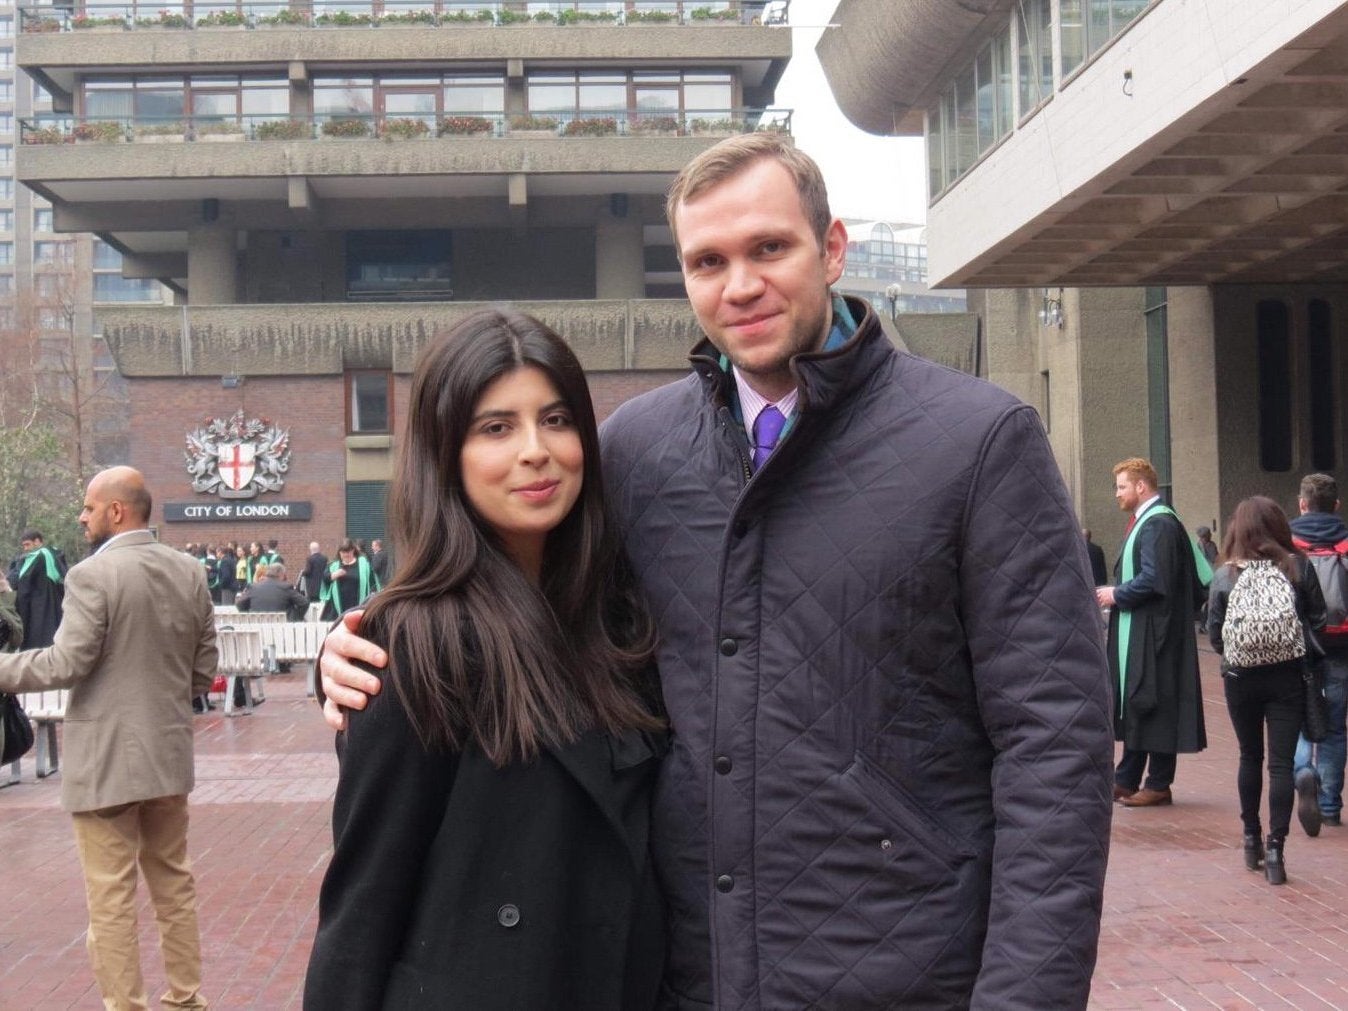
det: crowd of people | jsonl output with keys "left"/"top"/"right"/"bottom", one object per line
{"left": 0, "top": 131, "right": 1344, "bottom": 1009}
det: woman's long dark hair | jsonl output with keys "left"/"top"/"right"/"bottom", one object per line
{"left": 360, "top": 308, "right": 659, "bottom": 765}
{"left": 1220, "top": 495, "right": 1302, "bottom": 581}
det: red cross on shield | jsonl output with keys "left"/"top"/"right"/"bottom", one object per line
{"left": 218, "top": 441, "right": 256, "bottom": 492}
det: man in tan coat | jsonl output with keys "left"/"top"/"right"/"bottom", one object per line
{"left": 0, "top": 467, "right": 217, "bottom": 1010}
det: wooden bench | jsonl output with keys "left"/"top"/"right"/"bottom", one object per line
{"left": 3, "top": 689, "right": 69, "bottom": 784}
{"left": 257, "top": 622, "right": 329, "bottom": 697}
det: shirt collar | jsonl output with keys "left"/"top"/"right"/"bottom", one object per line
{"left": 94, "top": 529, "right": 146, "bottom": 556}
{"left": 1135, "top": 494, "right": 1161, "bottom": 519}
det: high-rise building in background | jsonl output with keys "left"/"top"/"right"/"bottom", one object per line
{"left": 835, "top": 218, "right": 965, "bottom": 319}
{"left": 13, "top": 1, "right": 792, "bottom": 555}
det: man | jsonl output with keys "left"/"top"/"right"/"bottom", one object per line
{"left": 1290, "top": 472, "right": 1348, "bottom": 832}
{"left": 0, "top": 467, "right": 216, "bottom": 1010}
{"left": 319, "top": 134, "right": 1114, "bottom": 1007}
{"left": 237, "top": 562, "right": 309, "bottom": 622}
{"left": 1195, "top": 525, "right": 1218, "bottom": 566}
{"left": 1096, "top": 458, "right": 1207, "bottom": 808}
{"left": 1084, "top": 527, "right": 1109, "bottom": 586}
{"left": 300, "top": 541, "right": 328, "bottom": 604}
{"left": 368, "top": 538, "right": 391, "bottom": 587}
{"left": 6, "top": 528, "right": 66, "bottom": 648}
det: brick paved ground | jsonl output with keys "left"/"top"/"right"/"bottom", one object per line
{"left": 2, "top": 642, "right": 1346, "bottom": 1010}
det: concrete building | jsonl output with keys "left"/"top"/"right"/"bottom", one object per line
{"left": 818, "top": 0, "right": 1348, "bottom": 561}
{"left": 835, "top": 218, "right": 965, "bottom": 317}
{"left": 15, "top": 1, "right": 792, "bottom": 557}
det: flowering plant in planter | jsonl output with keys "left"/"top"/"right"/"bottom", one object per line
{"left": 442, "top": 8, "right": 494, "bottom": 22}
{"left": 135, "top": 10, "right": 190, "bottom": 28}
{"left": 557, "top": 8, "right": 618, "bottom": 24}
{"left": 378, "top": 10, "right": 436, "bottom": 24}
{"left": 135, "top": 121, "right": 187, "bottom": 137}
{"left": 196, "top": 9, "right": 248, "bottom": 27}
{"left": 25, "top": 125, "right": 68, "bottom": 145}
{"left": 563, "top": 117, "right": 618, "bottom": 137}
{"left": 72, "top": 121, "right": 126, "bottom": 142}
{"left": 508, "top": 114, "right": 560, "bottom": 133}
{"left": 380, "top": 117, "right": 430, "bottom": 139}
{"left": 71, "top": 13, "right": 127, "bottom": 28}
{"left": 626, "top": 9, "right": 678, "bottom": 22}
{"left": 24, "top": 16, "right": 63, "bottom": 33}
{"left": 690, "top": 6, "right": 739, "bottom": 20}
{"left": 255, "top": 119, "right": 310, "bottom": 140}
{"left": 321, "top": 117, "right": 372, "bottom": 138}
{"left": 315, "top": 10, "right": 374, "bottom": 26}
{"left": 630, "top": 115, "right": 679, "bottom": 134}
{"left": 257, "top": 9, "right": 307, "bottom": 24}
{"left": 196, "top": 120, "right": 246, "bottom": 137}
{"left": 439, "top": 115, "right": 493, "bottom": 136}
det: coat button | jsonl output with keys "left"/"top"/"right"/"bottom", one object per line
{"left": 497, "top": 904, "right": 520, "bottom": 928}
{"left": 716, "top": 874, "right": 734, "bottom": 893}
{"left": 719, "top": 638, "right": 737, "bottom": 656}
{"left": 714, "top": 755, "right": 732, "bottom": 775}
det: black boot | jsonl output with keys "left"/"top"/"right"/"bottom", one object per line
{"left": 1243, "top": 832, "right": 1264, "bottom": 871}
{"left": 1264, "top": 836, "right": 1286, "bottom": 885}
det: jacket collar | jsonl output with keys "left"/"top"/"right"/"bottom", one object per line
{"left": 687, "top": 294, "right": 893, "bottom": 417}
{"left": 94, "top": 528, "right": 155, "bottom": 555}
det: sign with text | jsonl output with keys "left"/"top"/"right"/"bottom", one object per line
{"left": 164, "top": 501, "right": 313, "bottom": 523}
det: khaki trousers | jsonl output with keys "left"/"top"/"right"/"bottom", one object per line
{"left": 70, "top": 795, "right": 207, "bottom": 1011}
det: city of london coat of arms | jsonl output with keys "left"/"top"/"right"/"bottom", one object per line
{"left": 185, "top": 410, "right": 291, "bottom": 499}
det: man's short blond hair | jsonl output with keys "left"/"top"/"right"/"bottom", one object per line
{"left": 664, "top": 132, "right": 832, "bottom": 255}
{"left": 1113, "top": 457, "right": 1159, "bottom": 489}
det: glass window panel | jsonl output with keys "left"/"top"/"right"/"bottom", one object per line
{"left": 975, "top": 45, "right": 994, "bottom": 153}
{"left": 93, "top": 240, "right": 122, "bottom": 269}
{"left": 349, "top": 372, "right": 390, "bottom": 433}
{"left": 0, "top": 114, "right": 11, "bottom": 135}
{"left": 136, "top": 88, "right": 186, "bottom": 123}
{"left": 34, "top": 209, "right": 52, "bottom": 231}
{"left": 0, "top": 210, "right": 11, "bottom": 231}
{"left": 528, "top": 83, "right": 576, "bottom": 114}
{"left": 578, "top": 82, "right": 626, "bottom": 112}
{"left": 926, "top": 105, "right": 943, "bottom": 197}
{"left": 444, "top": 79, "right": 504, "bottom": 114}
{"left": 0, "top": 242, "right": 12, "bottom": 265}
{"left": 994, "top": 28, "right": 1013, "bottom": 138}
{"left": 1309, "top": 299, "right": 1335, "bottom": 471}
{"left": 191, "top": 75, "right": 239, "bottom": 87}
{"left": 683, "top": 81, "right": 732, "bottom": 115}
{"left": 192, "top": 93, "right": 238, "bottom": 119}
{"left": 1114, "top": 0, "right": 1149, "bottom": 27}
{"left": 634, "top": 88, "right": 679, "bottom": 113}
{"left": 0, "top": 145, "right": 11, "bottom": 168}
{"left": 85, "top": 87, "right": 135, "bottom": 120}
{"left": 1061, "top": 0, "right": 1085, "bottom": 76}
{"left": 954, "top": 67, "right": 976, "bottom": 175}
{"left": 1089, "top": 0, "right": 1111, "bottom": 55}
{"left": 0, "top": 179, "right": 12, "bottom": 199}
{"left": 313, "top": 81, "right": 374, "bottom": 116}
{"left": 240, "top": 88, "right": 289, "bottom": 116}
{"left": 0, "top": 81, "right": 12, "bottom": 102}
{"left": 633, "top": 71, "right": 680, "bottom": 84}
{"left": 94, "top": 275, "right": 161, "bottom": 303}
{"left": 941, "top": 90, "right": 957, "bottom": 186}
{"left": 0, "top": 17, "right": 12, "bottom": 38}
{"left": 0, "top": 50, "right": 13, "bottom": 71}
{"left": 0, "top": 274, "right": 12, "bottom": 294}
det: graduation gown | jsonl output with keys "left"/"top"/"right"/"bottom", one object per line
{"left": 9, "top": 546, "right": 65, "bottom": 649}
{"left": 1107, "top": 504, "right": 1207, "bottom": 754}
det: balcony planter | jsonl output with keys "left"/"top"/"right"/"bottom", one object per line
{"left": 255, "top": 119, "right": 311, "bottom": 140}
{"left": 439, "top": 116, "right": 494, "bottom": 137}
{"left": 314, "top": 11, "right": 375, "bottom": 26}
{"left": 377, "top": 11, "right": 436, "bottom": 26}
{"left": 71, "top": 16, "right": 127, "bottom": 30}
{"left": 195, "top": 11, "right": 249, "bottom": 28}
{"left": 440, "top": 10, "right": 495, "bottom": 24}
{"left": 379, "top": 118, "right": 431, "bottom": 140}
{"left": 256, "top": 10, "right": 309, "bottom": 27}
{"left": 507, "top": 115, "right": 560, "bottom": 137}
{"left": 688, "top": 118, "right": 742, "bottom": 137}
{"left": 629, "top": 116, "right": 680, "bottom": 136}
{"left": 689, "top": 7, "right": 740, "bottom": 21}
{"left": 556, "top": 10, "right": 619, "bottom": 25}
{"left": 321, "top": 118, "right": 372, "bottom": 138}
{"left": 625, "top": 10, "right": 679, "bottom": 24}
{"left": 24, "top": 17, "right": 63, "bottom": 33}
{"left": 563, "top": 117, "right": 619, "bottom": 137}
{"left": 136, "top": 131, "right": 187, "bottom": 143}
{"left": 25, "top": 126, "right": 69, "bottom": 145}
{"left": 196, "top": 123, "right": 247, "bottom": 142}
{"left": 134, "top": 13, "right": 191, "bottom": 29}
{"left": 73, "top": 122, "right": 127, "bottom": 143}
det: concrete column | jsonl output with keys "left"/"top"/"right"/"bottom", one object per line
{"left": 595, "top": 206, "right": 645, "bottom": 299}
{"left": 187, "top": 227, "right": 238, "bottom": 305}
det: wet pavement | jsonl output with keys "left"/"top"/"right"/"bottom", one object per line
{"left": 2, "top": 641, "right": 1347, "bottom": 1009}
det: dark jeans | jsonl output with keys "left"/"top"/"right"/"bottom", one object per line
{"left": 1115, "top": 748, "right": 1177, "bottom": 792}
{"left": 1224, "top": 662, "right": 1303, "bottom": 841}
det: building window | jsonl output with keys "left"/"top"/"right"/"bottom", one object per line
{"left": 34, "top": 209, "right": 53, "bottom": 233}
{"left": 1145, "top": 287, "right": 1172, "bottom": 498}
{"left": 0, "top": 210, "right": 11, "bottom": 232}
{"left": 0, "top": 49, "right": 12, "bottom": 71}
{"left": 1016, "top": 0, "right": 1053, "bottom": 117}
{"left": 345, "top": 481, "right": 388, "bottom": 547}
{"left": 0, "top": 113, "right": 12, "bottom": 136}
{"left": 1257, "top": 298, "right": 1292, "bottom": 473}
{"left": 34, "top": 240, "right": 70, "bottom": 266}
{"left": 0, "top": 81, "right": 11, "bottom": 104}
{"left": 0, "top": 16, "right": 12, "bottom": 39}
{"left": 35, "top": 273, "right": 63, "bottom": 297}
{"left": 0, "top": 179, "right": 12, "bottom": 200}
{"left": 37, "top": 307, "right": 68, "bottom": 330}
{"left": 346, "top": 230, "right": 452, "bottom": 301}
{"left": 92, "top": 238, "right": 122, "bottom": 269}
{"left": 0, "top": 273, "right": 13, "bottom": 295}
{"left": 928, "top": 28, "right": 1013, "bottom": 197}
{"left": 0, "top": 145, "right": 11, "bottom": 168}
{"left": 347, "top": 371, "right": 391, "bottom": 434}
{"left": 94, "top": 275, "right": 162, "bottom": 303}
{"left": 1062, "top": 0, "right": 1151, "bottom": 78}
{"left": 1308, "top": 299, "right": 1335, "bottom": 472}
{"left": 0, "top": 241, "right": 13, "bottom": 265}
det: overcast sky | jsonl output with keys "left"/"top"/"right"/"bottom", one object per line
{"left": 771, "top": 0, "right": 928, "bottom": 226}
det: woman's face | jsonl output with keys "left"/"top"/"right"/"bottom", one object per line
{"left": 459, "top": 365, "right": 584, "bottom": 577}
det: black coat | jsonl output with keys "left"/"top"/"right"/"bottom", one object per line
{"left": 236, "top": 579, "right": 309, "bottom": 621}
{"left": 301, "top": 552, "right": 329, "bottom": 602}
{"left": 304, "top": 657, "right": 667, "bottom": 1010}
{"left": 1086, "top": 539, "right": 1108, "bottom": 587}
{"left": 8, "top": 546, "right": 65, "bottom": 649}
{"left": 1107, "top": 504, "right": 1207, "bottom": 753}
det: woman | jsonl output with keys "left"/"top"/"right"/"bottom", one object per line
{"left": 1208, "top": 496, "right": 1326, "bottom": 885}
{"left": 319, "top": 539, "right": 379, "bottom": 622}
{"left": 303, "top": 310, "right": 666, "bottom": 1009}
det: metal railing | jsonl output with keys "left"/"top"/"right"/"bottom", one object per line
{"left": 19, "top": 107, "right": 792, "bottom": 143}
{"left": 18, "top": 0, "right": 789, "bottom": 31}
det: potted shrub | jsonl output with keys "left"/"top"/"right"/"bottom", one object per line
{"left": 23, "top": 16, "right": 63, "bottom": 33}
{"left": 626, "top": 9, "right": 678, "bottom": 23}
{"left": 497, "top": 9, "right": 544, "bottom": 24}
{"left": 439, "top": 115, "right": 493, "bottom": 136}
{"left": 557, "top": 9, "right": 618, "bottom": 25}
{"left": 195, "top": 9, "right": 248, "bottom": 27}
{"left": 257, "top": 8, "right": 308, "bottom": 25}
{"left": 134, "top": 121, "right": 187, "bottom": 142}
{"left": 507, "top": 114, "right": 559, "bottom": 136}
{"left": 378, "top": 9, "right": 436, "bottom": 25}
{"left": 630, "top": 115, "right": 679, "bottom": 135}
{"left": 196, "top": 120, "right": 246, "bottom": 141}
{"left": 562, "top": 117, "right": 618, "bottom": 137}
{"left": 380, "top": 117, "right": 430, "bottom": 140}
{"left": 321, "top": 117, "right": 371, "bottom": 138}
{"left": 73, "top": 121, "right": 126, "bottom": 143}
{"left": 690, "top": 6, "right": 739, "bottom": 21}
{"left": 441, "top": 8, "right": 494, "bottom": 23}
{"left": 135, "top": 10, "right": 190, "bottom": 28}
{"left": 254, "top": 119, "right": 310, "bottom": 140}
{"left": 25, "top": 125, "right": 68, "bottom": 145}
{"left": 71, "top": 13, "right": 127, "bottom": 29}
{"left": 688, "top": 117, "right": 739, "bottom": 136}
{"left": 315, "top": 10, "right": 374, "bottom": 26}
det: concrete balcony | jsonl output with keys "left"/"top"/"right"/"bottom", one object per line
{"left": 96, "top": 297, "right": 703, "bottom": 376}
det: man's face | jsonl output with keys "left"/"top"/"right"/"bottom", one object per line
{"left": 674, "top": 158, "right": 847, "bottom": 401}
{"left": 1114, "top": 473, "right": 1149, "bottom": 513}
{"left": 19, "top": 538, "right": 35, "bottom": 553}
{"left": 79, "top": 481, "right": 118, "bottom": 550}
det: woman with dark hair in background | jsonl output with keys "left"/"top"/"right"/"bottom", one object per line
{"left": 319, "top": 539, "right": 378, "bottom": 622}
{"left": 1208, "top": 496, "right": 1325, "bottom": 885}
{"left": 303, "top": 309, "right": 666, "bottom": 1009}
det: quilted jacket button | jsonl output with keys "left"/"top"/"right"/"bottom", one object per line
{"left": 497, "top": 904, "right": 520, "bottom": 928}
{"left": 719, "top": 638, "right": 738, "bottom": 656}
{"left": 715, "top": 874, "right": 734, "bottom": 893}
{"left": 714, "top": 755, "right": 732, "bottom": 775}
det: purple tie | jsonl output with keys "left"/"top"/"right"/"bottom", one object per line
{"left": 752, "top": 406, "right": 786, "bottom": 470}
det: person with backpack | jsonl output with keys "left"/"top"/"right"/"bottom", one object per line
{"left": 1207, "top": 496, "right": 1326, "bottom": 885}
{"left": 1290, "top": 472, "right": 1348, "bottom": 833}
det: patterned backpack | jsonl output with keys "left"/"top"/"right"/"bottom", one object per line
{"left": 1222, "top": 559, "right": 1306, "bottom": 669}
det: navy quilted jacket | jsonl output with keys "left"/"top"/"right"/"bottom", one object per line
{"left": 600, "top": 299, "right": 1114, "bottom": 1010}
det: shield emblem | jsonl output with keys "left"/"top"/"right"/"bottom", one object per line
{"left": 218, "top": 441, "right": 256, "bottom": 492}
